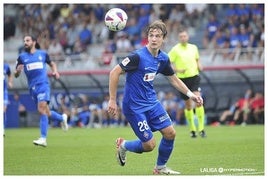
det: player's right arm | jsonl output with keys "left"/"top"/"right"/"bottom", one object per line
{"left": 14, "top": 57, "right": 24, "bottom": 78}
{"left": 108, "top": 64, "right": 124, "bottom": 116}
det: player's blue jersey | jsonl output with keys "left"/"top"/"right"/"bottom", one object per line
{"left": 16, "top": 50, "right": 51, "bottom": 89}
{"left": 119, "top": 46, "right": 174, "bottom": 113}
{"left": 4, "top": 63, "right": 11, "bottom": 91}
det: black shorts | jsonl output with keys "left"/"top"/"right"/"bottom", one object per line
{"left": 179, "top": 75, "right": 201, "bottom": 100}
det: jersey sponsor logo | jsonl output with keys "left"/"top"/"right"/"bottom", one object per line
{"left": 121, "top": 57, "right": 130, "bottom": 66}
{"left": 37, "top": 92, "right": 46, "bottom": 100}
{"left": 143, "top": 72, "right": 156, "bottom": 82}
{"left": 159, "top": 113, "right": 169, "bottom": 122}
{"left": 26, "top": 62, "right": 43, "bottom": 71}
{"left": 143, "top": 131, "right": 149, "bottom": 139}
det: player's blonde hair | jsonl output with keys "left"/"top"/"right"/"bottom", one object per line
{"left": 146, "top": 20, "right": 167, "bottom": 38}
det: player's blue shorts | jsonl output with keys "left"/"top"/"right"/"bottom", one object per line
{"left": 123, "top": 102, "right": 172, "bottom": 142}
{"left": 29, "top": 83, "right": 51, "bottom": 104}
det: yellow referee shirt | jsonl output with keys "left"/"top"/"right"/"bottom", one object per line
{"left": 168, "top": 43, "right": 199, "bottom": 79}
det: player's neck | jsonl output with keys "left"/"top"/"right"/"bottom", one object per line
{"left": 30, "top": 48, "right": 36, "bottom": 54}
{"left": 146, "top": 45, "right": 159, "bottom": 57}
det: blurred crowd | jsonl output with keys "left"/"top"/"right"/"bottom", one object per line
{"left": 212, "top": 89, "right": 264, "bottom": 126}
{"left": 50, "top": 88, "right": 264, "bottom": 129}
{"left": 50, "top": 91, "right": 187, "bottom": 129}
{"left": 4, "top": 4, "right": 264, "bottom": 63}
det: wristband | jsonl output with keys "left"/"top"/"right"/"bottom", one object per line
{"left": 186, "top": 90, "right": 194, "bottom": 98}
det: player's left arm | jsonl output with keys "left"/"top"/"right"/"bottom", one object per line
{"left": 47, "top": 53, "right": 60, "bottom": 79}
{"left": 197, "top": 58, "right": 203, "bottom": 72}
{"left": 195, "top": 46, "right": 203, "bottom": 72}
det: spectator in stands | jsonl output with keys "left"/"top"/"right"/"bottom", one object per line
{"left": 258, "top": 23, "right": 264, "bottom": 48}
{"left": 78, "top": 105, "right": 91, "bottom": 127}
{"left": 125, "top": 17, "right": 141, "bottom": 39}
{"left": 88, "top": 100, "right": 102, "bottom": 128}
{"left": 136, "top": 5, "right": 151, "bottom": 31}
{"left": 4, "top": 16, "right": 16, "bottom": 40}
{"left": 99, "top": 40, "right": 116, "bottom": 66}
{"left": 47, "top": 38, "right": 65, "bottom": 62}
{"left": 168, "top": 28, "right": 206, "bottom": 138}
{"left": 236, "top": 4, "right": 250, "bottom": 20}
{"left": 102, "top": 94, "right": 117, "bottom": 127}
{"left": 76, "top": 94, "right": 91, "bottom": 127}
{"left": 234, "top": 89, "right": 254, "bottom": 125}
{"left": 3, "top": 62, "right": 13, "bottom": 136}
{"left": 60, "top": 4, "right": 71, "bottom": 19}
{"left": 148, "top": 7, "right": 159, "bottom": 25}
{"left": 79, "top": 21, "right": 92, "bottom": 51}
{"left": 69, "top": 105, "right": 79, "bottom": 127}
{"left": 66, "top": 20, "right": 80, "bottom": 54}
{"left": 166, "top": 21, "right": 181, "bottom": 48}
{"left": 57, "top": 95, "right": 71, "bottom": 123}
{"left": 225, "top": 26, "right": 241, "bottom": 60}
{"left": 161, "top": 91, "right": 185, "bottom": 125}
{"left": 225, "top": 4, "right": 238, "bottom": 20}
{"left": 203, "top": 14, "right": 221, "bottom": 49}
{"left": 94, "top": 4, "right": 105, "bottom": 21}
{"left": 238, "top": 24, "right": 254, "bottom": 59}
{"left": 168, "top": 5, "right": 185, "bottom": 24}
{"left": 13, "top": 91, "right": 28, "bottom": 127}
{"left": 68, "top": 94, "right": 91, "bottom": 128}
{"left": 249, "top": 92, "right": 264, "bottom": 124}
{"left": 72, "top": 38, "right": 85, "bottom": 54}
{"left": 239, "top": 24, "right": 254, "bottom": 49}
{"left": 185, "top": 4, "right": 206, "bottom": 28}
{"left": 218, "top": 103, "right": 237, "bottom": 126}
{"left": 115, "top": 31, "right": 133, "bottom": 53}
{"left": 218, "top": 89, "right": 254, "bottom": 126}
{"left": 162, "top": 91, "right": 178, "bottom": 122}
{"left": 249, "top": 12, "right": 264, "bottom": 49}
{"left": 58, "top": 27, "right": 69, "bottom": 52}
{"left": 213, "top": 28, "right": 227, "bottom": 49}
{"left": 139, "top": 30, "right": 149, "bottom": 47}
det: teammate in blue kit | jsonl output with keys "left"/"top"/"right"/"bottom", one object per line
{"left": 3, "top": 62, "right": 13, "bottom": 136}
{"left": 108, "top": 20, "right": 203, "bottom": 175}
{"left": 14, "top": 35, "right": 68, "bottom": 147}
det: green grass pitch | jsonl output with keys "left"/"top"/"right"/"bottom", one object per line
{"left": 3, "top": 125, "right": 264, "bottom": 176}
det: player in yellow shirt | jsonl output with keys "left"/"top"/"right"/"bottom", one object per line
{"left": 168, "top": 28, "right": 206, "bottom": 138}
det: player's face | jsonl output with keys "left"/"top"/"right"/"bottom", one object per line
{"left": 178, "top": 31, "right": 189, "bottom": 44}
{"left": 24, "top": 36, "right": 35, "bottom": 52}
{"left": 147, "top": 29, "right": 164, "bottom": 50}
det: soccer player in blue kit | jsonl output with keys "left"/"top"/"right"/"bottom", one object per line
{"left": 14, "top": 35, "right": 68, "bottom": 147}
{"left": 108, "top": 20, "right": 203, "bottom": 175}
{"left": 3, "top": 62, "right": 13, "bottom": 136}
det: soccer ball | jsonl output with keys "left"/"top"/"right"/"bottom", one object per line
{"left": 104, "top": 8, "right": 128, "bottom": 32}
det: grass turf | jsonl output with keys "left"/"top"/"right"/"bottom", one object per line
{"left": 3, "top": 125, "right": 264, "bottom": 176}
